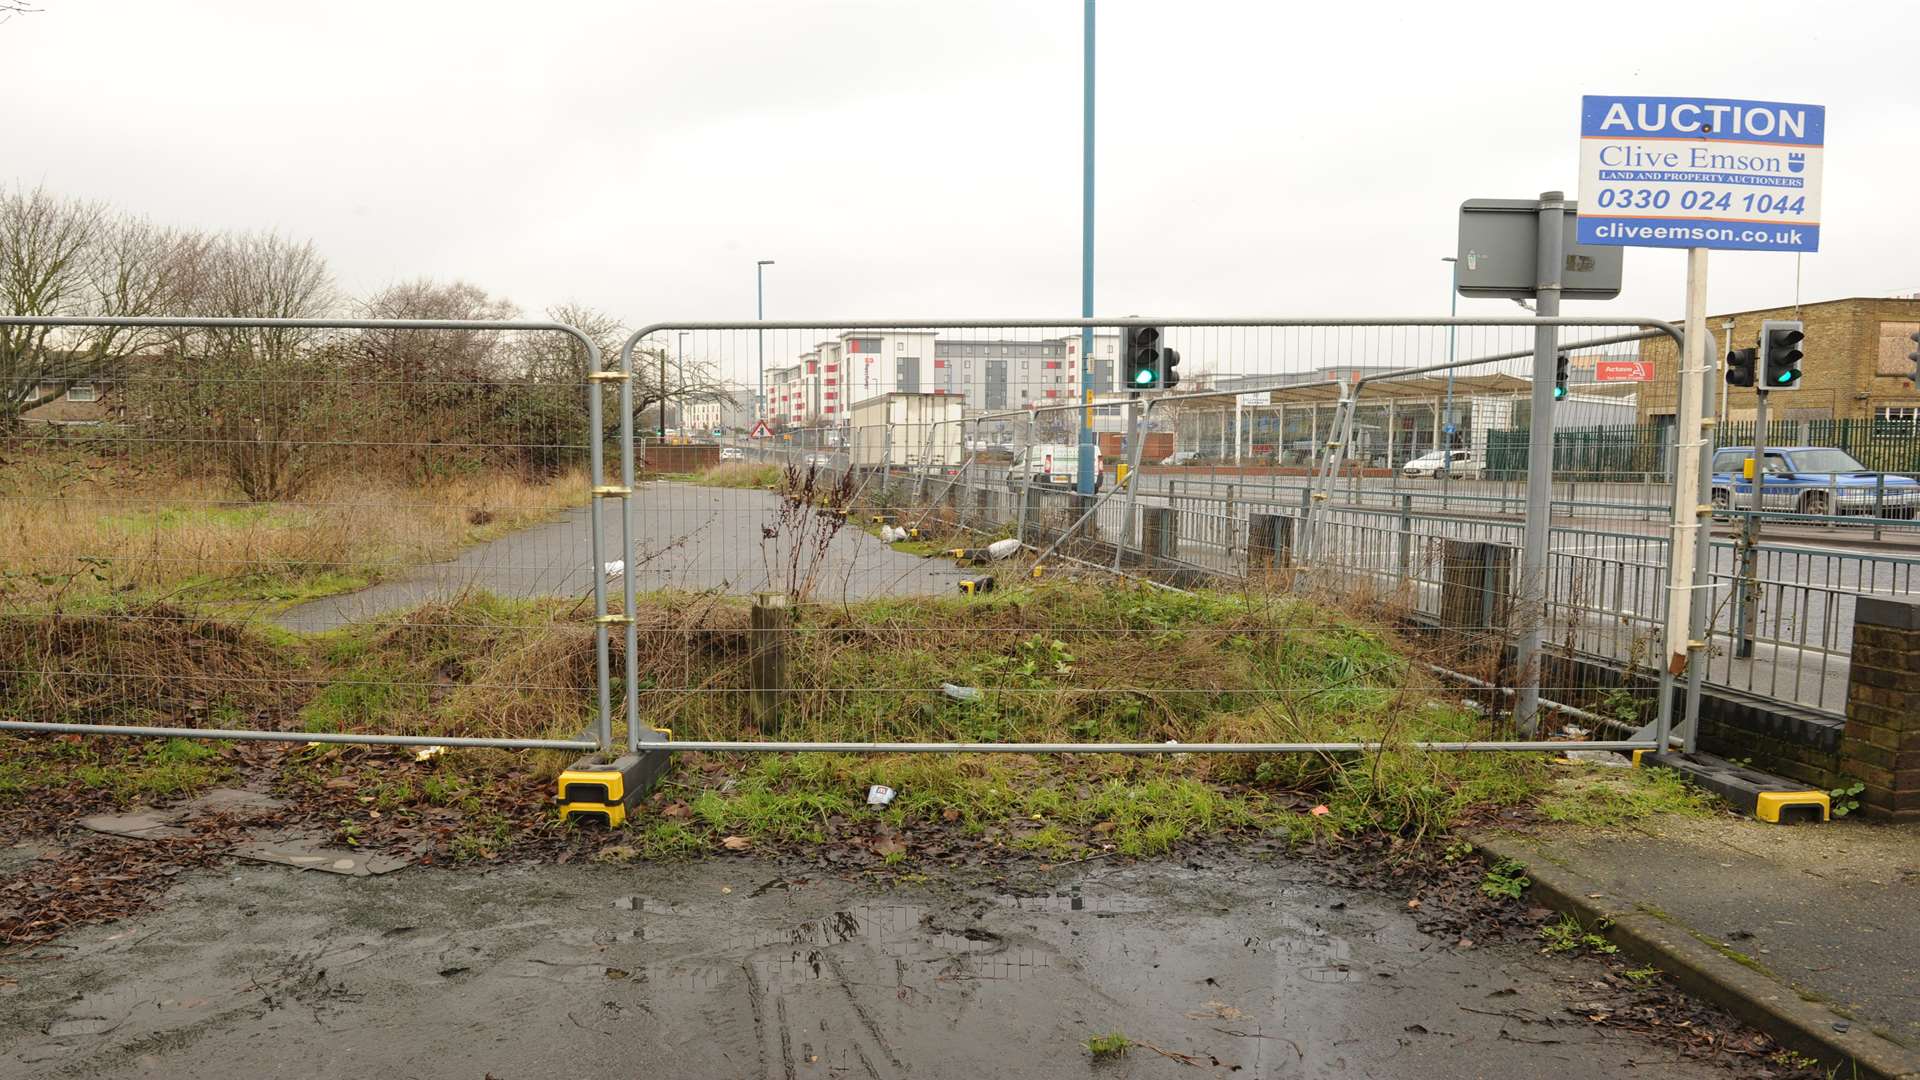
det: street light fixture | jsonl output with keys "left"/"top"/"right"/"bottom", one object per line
{"left": 756, "top": 260, "right": 775, "bottom": 424}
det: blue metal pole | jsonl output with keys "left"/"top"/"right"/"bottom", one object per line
{"left": 1076, "top": 0, "right": 1096, "bottom": 495}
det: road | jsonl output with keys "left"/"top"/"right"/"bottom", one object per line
{"left": 274, "top": 483, "right": 962, "bottom": 633}
{"left": 0, "top": 854, "right": 1758, "bottom": 1079}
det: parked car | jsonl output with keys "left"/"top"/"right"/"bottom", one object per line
{"left": 803, "top": 452, "right": 834, "bottom": 469}
{"left": 718, "top": 446, "right": 745, "bottom": 461}
{"left": 1402, "top": 450, "right": 1482, "bottom": 479}
{"left": 1159, "top": 450, "right": 1203, "bottom": 467}
{"left": 1709, "top": 446, "right": 1920, "bottom": 518}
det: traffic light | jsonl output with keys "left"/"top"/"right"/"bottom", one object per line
{"left": 1725, "top": 345, "right": 1757, "bottom": 387}
{"left": 1552, "top": 353, "right": 1570, "bottom": 401}
{"left": 1162, "top": 346, "right": 1181, "bottom": 389}
{"left": 1125, "top": 326, "right": 1164, "bottom": 389}
{"left": 1759, "top": 319, "right": 1805, "bottom": 390}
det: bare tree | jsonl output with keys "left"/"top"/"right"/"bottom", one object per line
{"left": 351, "top": 278, "right": 519, "bottom": 480}
{"left": 144, "top": 231, "right": 341, "bottom": 500}
{"left": 0, "top": 185, "right": 102, "bottom": 421}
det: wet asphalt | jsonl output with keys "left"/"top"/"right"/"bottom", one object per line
{"left": 0, "top": 854, "right": 1736, "bottom": 1079}
{"left": 274, "top": 483, "right": 963, "bottom": 633}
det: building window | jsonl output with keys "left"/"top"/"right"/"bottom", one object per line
{"left": 1875, "top": 405, "right": 1920, "bottom": 432}
{"left": 896, "top": 341, "right": 905, "bottom": 352}
{"left": 66, "top": 383, "right": 97, "bottom": 402}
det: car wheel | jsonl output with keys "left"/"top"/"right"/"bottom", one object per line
{"left": 1800, "top": 490, "right": 1830, "bottom": 516}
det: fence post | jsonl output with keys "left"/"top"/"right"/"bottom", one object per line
{"left": 749, "top": 592, "right": 790, "bottom": 734}
{"left": 1438, "top": 540, "right": 1513, "bottom": 653}
{"left": 1248, "top": 513, "right": 1293, "bottom": 572}
{"left": 1841, "top": 596, "right": 1920, "bottom": 820}
{"left": 1398, "top": 493, "right": 1413, "bottom": 578}
{"left": 1142, "top": 506, "right": 1177, "bottom": 564}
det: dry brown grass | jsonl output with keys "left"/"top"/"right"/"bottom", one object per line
{"left": 0, "top": 448, "right": 585, "bottom": 608}
{"left": 0, "top": 602, "right": 302, "bottom": 726}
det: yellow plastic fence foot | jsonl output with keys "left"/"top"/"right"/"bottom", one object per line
{"left": 555, "top": 743, "right": 673, "bottom": 827}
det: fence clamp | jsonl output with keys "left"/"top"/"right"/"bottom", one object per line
{"left": 587, "top": 370, "right": 631, "bottom": 383}
{"left": 1311, "top": 491, "right": 1329, "bottom": 502}
{"left": 592, "top": 485, "right": 632, "bottom": 497}
{"left": 595, "top": 614, "right": 634, "bottom": 626}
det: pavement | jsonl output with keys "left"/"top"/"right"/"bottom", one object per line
{"left": 1478, "top": 814, "right": 1920, "bottom": 1079}
{"left": 274, "top": 482, "right": 962, "bottom": 633}
{"left": 1, "top": 852, "right": 1772, "bottom": 1080}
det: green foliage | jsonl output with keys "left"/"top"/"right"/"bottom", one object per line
{"left": 1480, "top": 858, "right": 1531, "bottom": 900}
{"left": 1539, "top": 914, "right": 1618, "bottom": 956}
{"left": 1829, "top": 780, "right": 1864, "bottom": 817}
{"left": 1084, "top": 1032, "right": 1131, "bottom": 1058}
{"left": 298, "top": 664, "right": 426, "bottom": 733}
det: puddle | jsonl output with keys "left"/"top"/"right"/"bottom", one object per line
{"left": 610, "top": 896, "right": 679, "bottom": 915}
{"left": 993, "top": 884, "right": 1153, "bottom": 915}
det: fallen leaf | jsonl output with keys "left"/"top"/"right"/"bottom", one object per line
{"left": 1091, "top": 821, "right": 1117, "bottom": 835}
{"left": 871, "top": 836, "right": 907, "bottom": 857}
{"left": 1309, "top": 805, "right": 1331, "bottom": 817}
{"left": 941, "top": 807, "right": 962, "bottom": 823}
{"left": 324, "top": 778, "right": 357, "bottom": 791}
{"left": 1406, "top": 899, "right": 1422, "bottom": 910}
{"left": 662, "top": 801, "right": 690, "bottom": 819}
{"left": 721, "top": 835, "right": 752, "bottom": 851}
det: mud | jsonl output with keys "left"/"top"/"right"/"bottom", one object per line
{"left": 1, "top": 853, "right": 1747, "bottom": 1078}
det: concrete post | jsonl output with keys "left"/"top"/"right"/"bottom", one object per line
{"left": 1141, "top": 506, "right": 1177, "bottom": 563}
{"left": 1439, "top": 540, "right": 1513, "bottom": 646}
{"left": 1841, "top": 596, "right": 1920, "bottom": 820}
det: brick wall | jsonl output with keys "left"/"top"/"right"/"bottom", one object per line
{"left": 1841, "top": 596, "right": 1920, "bottom": 820}
{"left": 1697, "top": 702, "right": 1845, "bottom": 791}
{"left": 640, "top": 442, "right": 720, "bottom": 474}
{"left": 1637, "top": 297, "right": 1920, "bottom": 423}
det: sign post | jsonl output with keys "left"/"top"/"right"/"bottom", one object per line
{"left": 1576, "top": 93, "right": 1824, "bottom": 749}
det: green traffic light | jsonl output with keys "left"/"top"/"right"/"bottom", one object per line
{"left": 1134, "top": 369, "right": 1155, "bottom": 386}
{"left": 1553, "top": 386, "right": 1567, "bottom": 400}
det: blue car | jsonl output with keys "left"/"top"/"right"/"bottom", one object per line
{"left": 1708, "top": 446, "right": 1920, "bottom": 519}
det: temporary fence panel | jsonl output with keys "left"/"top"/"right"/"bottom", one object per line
{"left": 1, "top": 315, "right": 631, "bottom": 754}
{"left": 613, "top": 316, "right": 1690, "bottom": 760}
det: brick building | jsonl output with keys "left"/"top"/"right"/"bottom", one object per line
{"left": 1636, "top": 296, "right": 1920, "bottom": 426}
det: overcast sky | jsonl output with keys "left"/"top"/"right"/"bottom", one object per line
{"left": 5, "top": 0, "right": 1914, "bottom": 362}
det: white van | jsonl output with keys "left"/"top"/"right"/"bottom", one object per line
{"left": 1014, "top": 443, "right": 1104, "bottom": 491}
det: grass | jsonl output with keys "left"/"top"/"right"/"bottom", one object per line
{"left": 3, "top": 574, "right": 1581, "bottom": 858}
{"left": 691, "top": 461, "right": 782, "bottom": 489}
{"left": 1084, "top": 1032, "right": 1131, "bottom": 1059}
{"left": 0, "top": 446, "right": 583, "bottom": 611}
{"left": 1537, "top": 763, "right": 1718, "bottom": 827}
{"left": 1539, "top": 913, "right": 1619, "bottom": 956}
{"left": 0, "top": 736, "right": 230, "bottom": 807}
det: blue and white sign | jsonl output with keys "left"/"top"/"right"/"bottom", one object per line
{"left": 1576, "top": 95, "right": 1824, "bottom": 253}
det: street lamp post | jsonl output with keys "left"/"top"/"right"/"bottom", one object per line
{"left": 756, "top": 260, "right": 775, "bottom": 425}
{"left": 1441, "top": 256, "right": 1459, "bottom": 441}
{"left": 676, "top": 331, "right": 690, "bottom": 438}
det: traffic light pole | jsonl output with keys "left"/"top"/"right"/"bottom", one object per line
{"left": 1514, "top": 191, "right": 1565, "bottom": 738}
{"left": 1075, "top": 0, "right": 1097, "bottom": 497}
{"left": 1734, "top": 386, "right": 1769, "bottom": 659}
